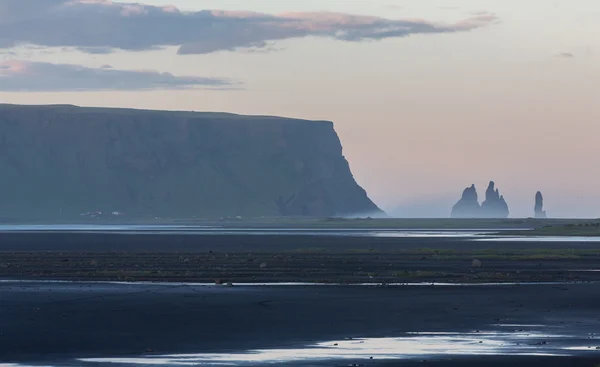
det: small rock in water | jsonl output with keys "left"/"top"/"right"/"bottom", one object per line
{"left": 472, "top": 259, "right": 482, "bottom": 268}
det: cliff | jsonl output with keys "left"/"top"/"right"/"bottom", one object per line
{"left": 0, "top": 104, "right": 381, "bottom": 219}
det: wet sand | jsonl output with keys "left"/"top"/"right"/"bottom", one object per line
{"left": 2, "top": 281, "right": 600, "bottom": 365}
{"left": 3, "top": 231, "right": 600, "bottom": 253}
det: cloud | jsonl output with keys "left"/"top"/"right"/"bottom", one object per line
{"left": 0, "top": 0, "right": 498, "bottom": 55}
{"left": 0, "top": 60, "right": 236, "bottom": 91}
{"left": 556, "top": 52, "right": 575, "bottom": 58}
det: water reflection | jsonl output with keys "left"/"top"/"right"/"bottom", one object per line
{"left": 476, "top": 236, "right": 600, "bottom": 242}
{"left": 80, "top": 330, "right": 579, "bottom": 366}
{"left": 1, "top": 224, "right": 598, "bottom": 242}
{"left": 0, "top": 224, "right": 501, "bottom": 238}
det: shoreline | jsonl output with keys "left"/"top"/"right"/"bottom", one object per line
{"left": 3, "top": 278, "right": 600, "bottom": 286}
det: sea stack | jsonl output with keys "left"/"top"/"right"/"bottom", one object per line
{"left": 450, "top": 184, "right": 481, "bottom": 218}
{"left": 534, "top": 191, "right": 547, "bottom": 218}
{"left": 480, "top": 181, "right": 509, "bottom": 218}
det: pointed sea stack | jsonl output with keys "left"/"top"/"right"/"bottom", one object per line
{"left": 534, "top": 191, "right": 547, "bottom": 218}
{"left": 450, "top": 184, "right": 481, "bottom": 218}
{"left": 480, "top": 181, "right": 509, "bottom": 218}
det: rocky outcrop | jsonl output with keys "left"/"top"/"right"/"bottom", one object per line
{"left": 534, "top": 191, "right": 547, "bottom": 218}
{"left": 0, "top": 104, "right": 382, "bottom": 219}
{"left": 480, "top": 181, "right": 509, "bottom": 218}
{"left": 450, "top": 184, "right": 481, "bottom": 218}
{"left": 451, "top": 181, "right": 509, "bottom": 218}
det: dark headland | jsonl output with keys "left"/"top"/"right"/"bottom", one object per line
{"left": 0, "top": 103, "right": 381, "bottom": 220}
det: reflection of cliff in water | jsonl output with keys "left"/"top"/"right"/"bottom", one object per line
{"left": 451, "top": 181, "right": 509, "bottom": 218}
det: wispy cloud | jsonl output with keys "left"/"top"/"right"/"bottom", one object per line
{"left": 556, "top": 52, "right": 575, "bottom": 58}
{"left": 0, "top": 0, "right": 499, "bottom": 55}
{"left": 0, "top": 60, "right": 236, "bottom": 91}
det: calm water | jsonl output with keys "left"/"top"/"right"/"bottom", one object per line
{"left": 0, "top": 224, "right": 510, "bottom": 238}
{"left": 3, "top": 327, "right": 594, "bottom": 367}
{"left": 2, "top": 328, "right": 596, "bottom": 367}
{"left": 0, "top": 224, "right": 599, "bottom": 242}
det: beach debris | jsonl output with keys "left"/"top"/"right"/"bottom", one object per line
{"left": 472, "top": 259, "right": 482, "bottom": 268}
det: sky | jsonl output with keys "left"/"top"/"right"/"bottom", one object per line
{"left": 0, "top": 0, "right": 599, "bottom": 217}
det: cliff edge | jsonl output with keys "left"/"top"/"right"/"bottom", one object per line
{"left": 0, "top": 104, "right": 381, "bottom": 219}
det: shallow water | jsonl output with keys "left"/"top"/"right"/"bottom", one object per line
{"left": 0, "top": 224, "right": 501, "bottom": 238}
{"left": 475, "top": 236, "right": 600, "bottom": 242}
{"left": 2, "top": 279, "right": 598, "bottom": 287}
{"left": 3, "top": 224, "right": 599, "bottom": 243}
{"left": 77, "top": 328, "right": 596, "bottom": 366}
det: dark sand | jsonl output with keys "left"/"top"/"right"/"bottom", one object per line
{"left": 2, "top": 281, "right": 600, "bottom": 365}
{"left": 2, "top": 232, "right": 600, "bottom": 366}
{"left": 1, "top": 232, "right": 600, "bottom": 283}
{"left": 2, "top": 231, "right": 600, "bottom": 252}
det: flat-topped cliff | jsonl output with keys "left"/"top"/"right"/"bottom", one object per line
{"left": 0, "top": 104, "right": 381, "bottom": 219}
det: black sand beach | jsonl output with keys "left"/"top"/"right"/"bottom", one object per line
{"left": 1, "top": 232, "right": 600, "bottom": 283}
{"left": 2, "top": 231, "right": 600, "bottom": 366}
{"left": 2, "top": 281, "right": 600, "bottom": 365}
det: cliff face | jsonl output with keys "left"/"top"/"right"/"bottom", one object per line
{"left": 0, "top": 104, "right": 381, "bottom": 219}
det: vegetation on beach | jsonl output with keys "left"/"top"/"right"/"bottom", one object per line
{"left": 2, "top": 247, "right": 600, "bottom": 284}
{"left": 502, "top": 222, "right": 600, "bottom": 236}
